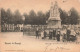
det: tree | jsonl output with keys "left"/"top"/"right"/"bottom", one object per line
{"left": 28, "top": 10, "right": 37, "bottom": 24}
{"left": 14, "top": 10, "right": 23, "bottom": 24}
{"left": 59, "top": 8, "right": 69, "bottom": 24}
{"left": 6, "top": 9, "right": 13, "bottom": 24}
{"left": 23, "top": 13, "right": 29, "bottom": 24}
{"left": 69, "top": 8, "right": 79, "bottom": 25}
{"left": 37, "top": 11, "right": 45, "bottom": 24}
{"left": 45, "top": 11, "right": 50, "bottom": 20}
{"left": 1, "top": 8, "right": 7, "bottom": 25}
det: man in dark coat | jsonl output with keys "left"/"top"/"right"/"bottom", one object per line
{"left": 66, "top": 28, "right": 71, "bottom": 41}
{"left": 36, "top": 29, "right": 39, "bottom": 39}
{"left": 44, "top": 30, "right": 47, "bottom": 39}
{"left": 56, "top": 31, "right": 60, "bottom": 41}
{"left": 49, "top": 30, "right": 53, "bottom": 39}
{"left": 53, "top": 29, "right": 56, "bottom": 40}
{"left": 63, "top": 33, "right": 67, "bottom": 42}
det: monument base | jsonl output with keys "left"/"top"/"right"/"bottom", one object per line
{"left": 47, "top": 20, "right": 62, "bottom": 29}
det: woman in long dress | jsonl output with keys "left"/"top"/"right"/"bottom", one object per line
{"left": 41, "top": 30, "right": 44, "bottom": 39}
{"left": 70, "top": 29, "right": 77, "bottom": 41}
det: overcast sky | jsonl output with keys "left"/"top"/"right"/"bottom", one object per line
{"left": 0, "top": 0, "right": 80, "bottom": 14}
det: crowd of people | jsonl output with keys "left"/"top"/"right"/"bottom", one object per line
{"left": 35, "top": 28, "right": 78, "bottom": 42}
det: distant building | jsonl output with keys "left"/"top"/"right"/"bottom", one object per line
{"left": 1, "top": 24, "right": 23, "bottom": 32}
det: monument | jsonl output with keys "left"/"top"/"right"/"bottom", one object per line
{"left": 47, "top": 1, "right": 61, "bottom": 29}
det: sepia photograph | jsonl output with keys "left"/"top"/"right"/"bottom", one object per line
{"left": 0, "top": 0, "right": 80, "bottom": 52}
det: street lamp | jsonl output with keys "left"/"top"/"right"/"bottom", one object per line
{"left": 22, "top": 16, "right": 25, "bottom": 35}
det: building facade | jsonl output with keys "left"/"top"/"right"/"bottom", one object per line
{"left": 1, "top": 24, "right": 23, "bottom": 32}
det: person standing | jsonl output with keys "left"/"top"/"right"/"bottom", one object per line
{"left": 63, "top": 33, "right": 67, "bottom": 42}
{"left": 66, "top": 28, "right": 71, "bottom": 41}
{"left": 56, "top": 31, "right": 60, "bottom": 41}
{"left": 61, "top": 28, "right": 67, "bottom": 42}
{"left": 53, "top": 29, "right": 56, "bottom": 40}
{"left": 41, "top": 30, "right": 44, "bottom": 39}
{"left": 70, "top": 29, "right": 76, "bottom": 41}
{"left": 44, "top": 30, "right": 47, "bottom": 39}
{"left": 49, "top": 30, "right": 52, "bottom": 39}
{"left": 36, "top": 28, "right": 39, "bottom": 39}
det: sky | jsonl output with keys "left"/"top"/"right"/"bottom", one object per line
{"left": 0, "top": 0, "right": 80, "bottom": 14}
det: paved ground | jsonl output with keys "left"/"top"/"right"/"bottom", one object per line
{"left": 0, "top": 32, "right": 80, "bottom": 52}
